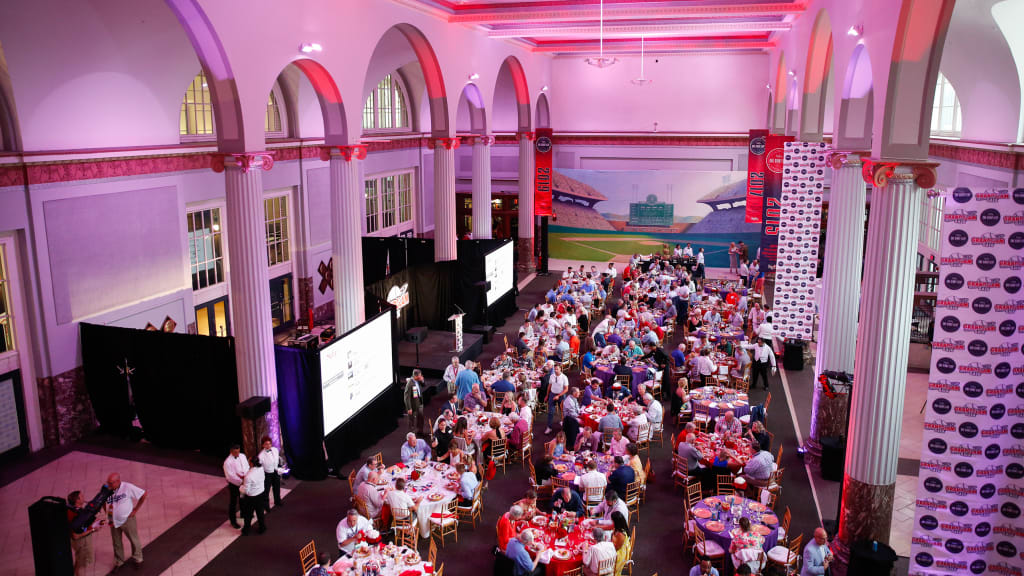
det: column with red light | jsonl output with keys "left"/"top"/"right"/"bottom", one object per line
{"left": 517, "top": 131, "right": 536, "bottom": 273}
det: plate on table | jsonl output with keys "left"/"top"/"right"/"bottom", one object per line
{"left": 553, "top": 549, "right": 572, "bottom": 560}
{"left": 703, "top": 497, "right": 721, "bottom": 506}
{"left": 749, "top": 502, "right": 767, "bottom": 512}
{"left": 762, "top": 515, "right": 778, "bottom": 525}
{"left": 428, "top": 493, "right": 445, "bottom": 502}
{"left": 692, "top": 508, "right": 712, "bottom": 519}
{"left": 414, "top": 461, "right": 428, "bottom": 469}
{"left": 753, "top": 524, "right": 772, "bottom": 536}
{"left": 433, "top": 463, "right": 447, "bottom": 471}
{"left": 532, "top": 515, "right": 547, "bottom": 526}
{"left": 554, "top": 464, "right": 569, "bottom": 472}
{"left": 705, "top": 521, "right": 726, "bottom": 533}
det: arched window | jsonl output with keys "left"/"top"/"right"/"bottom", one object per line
{"left": 265, "top": 82, "right": 288, "bottom": 138}
{"left": 180, "top": 71, "right": 215, "bottom": 140}
{"left": 362, "top": 73, "right": 409, "bottom": 132}
{"left": 931, "top": 72, "right": 962, "bottom": 137}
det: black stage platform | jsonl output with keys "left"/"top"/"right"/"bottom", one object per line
{"left": 398, "top": 330, "right": 483, "bottom": 378}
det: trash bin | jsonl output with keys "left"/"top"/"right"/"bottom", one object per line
{"left": 783, "top": 340, "right": 805, "bottom": 371}
{"left": 849, "top": 539, "right": 897, "bottom": 574}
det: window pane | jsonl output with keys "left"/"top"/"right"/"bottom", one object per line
{"left": 942, "top": 81, "right": 955, "bottom": 107}
{"left": 364, "top": 94, "right": 375, "bottom": 130}
{"left": 941, "top": 106, "right": 953, "bottom": 130}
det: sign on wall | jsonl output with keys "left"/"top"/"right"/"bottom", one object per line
{"left": 908, "top": 187, "right": 1024, "bottom": 576}
{"left": 534, "top": 128, "right": 553, "bottom": 217}
{"left": 745, "top": 129, "right": 769, "bottom": 224}
{"left": 771, "top": 142, "right": 826, "bottom": 340}
{"left": 759, "top": 134, "right": 794, "bottom": 271}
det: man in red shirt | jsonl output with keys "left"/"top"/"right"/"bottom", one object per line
{"left": 496, "top": 504, "right": 525, "bottom": 552}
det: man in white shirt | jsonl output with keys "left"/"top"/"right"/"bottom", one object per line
{"left": 258, "top": 436, "right": 283, "bottom": 511}
{"left": 644, "top": 393, "right": 663, "bottom": 428}
{"left": 545, "top": 365, "right": 569, "bottom": 434}
{"left": 356, "top": 471, "right": 384, "bottom": 518}
{"left": 592, "top": 492, "right": 629, "bottom": 524}
{"left": 223, "top": 444, "right": 249, "bottom": 529}
{"left": 384, "top": 478, "right": 418, "bottom": 521}
{"left": 696, "top": 349, "right": 717, "bottom": 385}
{"left": 582, "top": 527, "right": 618, "bottom": 576}
{"left": 239, "top": 456, "right": 266, "bottom": 535}
{"left": 442, "top": 356, "right": 462, "bottom": 396}
{"left": 683, "top": 244, "right": 694, "bottom": 257}
{"left": 606, "top": 263, "right": 617, "bottom": 279}
{"left": 578, "top": 460, "right": 608, "bottom": 493}
{"left": 336, "top": 509, "right": 378, "bottom": 555}
{"left": 756, "top": 315, "right": 775, "bottom": 342}
{"left": 517, "top": 395, "right": 533, "bottom": 428}
{"left": 105, "top": 473, "right": 147, "bottom": 568}
{"left": 746, "top": 338, "right": 777, "bottom": 391}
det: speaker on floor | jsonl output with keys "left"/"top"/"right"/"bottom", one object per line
{"left": 406, "top": 327, "right": 428, "bottom": 344}
{"left": 29, "top": 496, "right": 73, "bottom": 576}
{"left": 820, "top": 436, "right": 845, "bottom": 482}
{"left": 783, "top": 340, "right": 805, "bottom": 371}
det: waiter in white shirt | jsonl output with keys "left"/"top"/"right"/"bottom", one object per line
{"left": 442, "top": 356, "right": 462, "bottom": 396}
{"left": 697, "top": 349, "right": 718, "bottom": 386}
{"left": 545, "top": 365, "right": 569, "bottom": 435}
{"left": 258, "top": 436, "right": 283, "bottom": 511}
{"left": 239, "top": 456, "right": 266, "bottom": 535}
{"left": 223, "top": 444, "right": 249, "bottom": 529}
{"left": 746, "top": 338, "right": 777, "bottom": 391}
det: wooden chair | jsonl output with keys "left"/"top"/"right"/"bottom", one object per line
{"left": 348, "top": 468, "right": 358, "bottom": 494}
{"left": 584, "top": 485, "right": 605, "bottom": 515}
{"left": 371, "top": 451, "right": 384, "bottom": 467}
{"left": 761, "top": 490, "right": 778, "bottom": 511}
{"left": 716, "top": 474, "right": 735, "bottom": 496}
{"left": 640, "top": 459, "right": 652, "bottom": 503}
{"left": 491, "top": 438, "right": 508, "bottom": 475}
{"left": 767, "top": 533, "right": 802, "bottom": 572}
{"left": 635, "top": 423, "right": 651, "bottom": 457}
{"left": 434, "top": 562, "right": 444, "bottom": 576}
{"left": 686, "top": 481, "right": 703, "bottom": 510}
{"left": 693, "top": 403, "right": 712, "bottom": 428}
{"left": 427, "top": 538, "right": 437, "bottom": 566}
{"left": 778, "top": 506, "right": 792, "bottom": 545}
{"left": 299, "top": 540, "right": 317, "bottom": 575}
{"left": 561, "top": 567, "right": 583, "bottom": 576}
{"left": 650, "top": 417, "right": 664, "bottom": 447}
{"left": 614, "top": 374, "right": 633, "bottom": 397}
{"left": 733, "top": 376, "right": 749, "bottom": 394}
{"left": 391, "top": 509, "right": 417, "bottom": 548}
{"left": 691, "top": 528, "right": 726, "bottom": 570}
{"left": 624, "top": 480, "right": 642, "bottom": 523}
{"left": 671, "top": 454, "right": 696, "bottom": 492}
{"left": 768, "top": 467, "right": 786, "bottom": 497}
{"left": 553, "top": 476, "right": 573, "bottom": 490}
{"left": 519, "top": 430, "right": 534, "bottom": 468}
{"left": 429, "top": 498, "right": 459, "bottom": 547}
{"left": 457, "top": 483, "right": 483, "bottom": 529}
{"left": 595, "top": 554, "right": 617, "bottom": 576}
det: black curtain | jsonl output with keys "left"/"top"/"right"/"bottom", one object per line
{"left": 274, "top": 345, "right": 328, "bottom": 480}
{"left": 324, "top": 386, "right": 402, "bottom": 471}
{"left": 81, "top": 323, "right": 240, "bottom": 456}
{"left": 366, "top": 269, "right": 413, "bottom": 337}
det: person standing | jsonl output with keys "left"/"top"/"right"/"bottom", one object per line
{"left": 67, "top": 490, "right": 102, "bottom": 576}
{"left": 544, "top": 364, "right": 569, "bottom": 435}
{"left": 239, "top": 455, "right": 266, "bottom": 535}
{"left": 404, "top": 368, "right": 427, "bottom": 435}
{"left": 442, "top": 356, "right": 462, "bottom": 397}
{"left": 454, "top": 360, "right": 481, "bottom": 404}
{"left": 562, "top": 387, "right": 582, "bottom": 451}
{"left": 728, "top": 242, "right": 739, "bottom": 274}
{"left": 801, "top": 527, "right": 834, "bottom": 576}
{"left": 105, "top": 472, "right": 147, "bottom": 569}
{"left": 258, "top": 436, "right": 283, "bottom": 511}
{"left": 223, "top": 444, "right": 249, "bottom": 529}
{"left": 747, "top": 338, "right": 777, "bottom": 391}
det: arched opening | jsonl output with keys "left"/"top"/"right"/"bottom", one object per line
{"left": 493, "top": 56, "right": 531, "bottom": 133}
{"left": 455, "top": 83, "right": 487, "bottom": 135}
{"left": 536, "top": 93, "right": 550, "bottom": 129}
{"left": 362, "top": 72, "right": 412, "bottom": 133}
{"left": 771, "top": 52, "right": 787, "bottom": 133}
{"left": 786, "top": 76, "right": 800, "bottom": 136}
{"left": 801, "top": 10, "right": 834, "bottom": 141}
{"left": 287, "top": 59, "right": 346, "bottom": 145}
{"left": 837, "top": 43, "right": 875, "bottom": 150}
{"left": 930, "top": 71, "right": 962, "bottom": 137}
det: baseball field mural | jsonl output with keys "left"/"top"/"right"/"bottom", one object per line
{"left": 549, "top": 169, "right": 761, "bottom": 267}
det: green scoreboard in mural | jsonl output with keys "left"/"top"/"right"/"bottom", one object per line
{"left": 628, "top": 194, "right": 674, "bottom": 227}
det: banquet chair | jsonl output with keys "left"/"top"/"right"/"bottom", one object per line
{"left": 615, "top": 374, "right": 633, "bottom": 393}
{"left": 693, "top": 404, "right": 712, "bottom": 428}
{"left": 457, "top": 483, "right": 484, "bottom": 529}
{"left": 650, "top": 419, "right": 664, "bottom": 447}
{"left": 429, "top": 498, "right": 459, "bottom": 547}
{"left": 518, "top": 430, "right": 534, "bottom": 468}
{"left": 596, "top": 554, "right": 618, "bottom": 576}
{"left": 691, "top": 528, "right": 726, "bottom": 569}
{"left": 767, "top": 533, "right": 803, "bottom": 572}
{"left": 671, "top": 455, "right": 693, "bottom": 492}
{"left": 733, "top": 377, "right": 749, "bottom": 394}
{"left": 768, "top": 467, "right": 786, "bottom": 496}
{"left": 434, "top": 563, "right": 444, "bottom": 576}
{"left": 778, "top": 507, "right": 792, "bottom": 545}
{"left": 561, "top": 567, "right": 583, "bottom": 576}
{"left": 347, "top": 469, "right": 358, "bottom": 495}
{"left": 774, "top": 445, "right": 783, "bottom": 471}
{"left": 640, "top": 459, "right": 652, "bottom": 503}
{"left": 391, "top": 510, "right": 417, "bottom": 548}
{"left": 299, "top": 540, "right": 317, "bottom": 575}
{"left": 635, "top": 423, "right": 651, "bottom": 457}
{"left": 716, "top": 475, "right": 735, "bottom": 496}
{"left": 371, "top": 452, "right": 384, "bottom": 467}
{"left": 624, "top": 480, "right": 642, "bottom": 523}
{"left": 428, "top": 538, "right": 437, "bottom": 566}
{"left": 553, "top": 476, "right": 573, "bottom": 490}
{"left": 354, "top": 495, "right": 383, "bottom": 532}
{"left": 760, "top": 490, "right": 778, "bottom": 511}
{"left": 682, "top": 507, "right": 695, "bottom": 549}
{"left": 686, "top": 481, "right": 703, "bottom": 510}
{"left": 585, "top": 486, "right": 605, "bottom": 515}
{"left": 491, "top": 438, "right": 509, "bottom": 475}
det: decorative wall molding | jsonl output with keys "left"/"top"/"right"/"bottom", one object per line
{"left": 861, "top": 159, "right": 939, "bottom": 189}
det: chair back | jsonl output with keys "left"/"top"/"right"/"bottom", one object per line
{"left": 625, "top": 480, "right": 641, "bottom": 506}
{"left": 716, "top": 474, "right": 735, "bottom": 496}
{"left": 694, "top": 403, "right": 710, "bottom": 419}
{"left": 781, "top": 506, "right": 792, "bottom": 536}
{"left": 492, "top": 438, "right": 508, "bottom": 460}
{"left": 786, "top": 534, "right": 803, "bottom": 563}
{"left": 561, "top": 567, "right": 583, "bottom": 576}
{"left": 434, "top": 563, "right": 444, "bottom": 576}
{"left": 637, "top": 423, "right": 651, "bottom": 443}
{"left": 553, "top": 476, "right": 573, "bottom": 490}
{"left": 596, "top": 554, "right": 617, "bottom": 575}
{"left": 299, "top": 540, "right": 317, "bottom": 574}
{"left": 686, "top": 481, "right": 702, "bottom": 509}
{"left": 775, "top": 444, "right": 783, "bottom": 465}
{"left": 348, "top": 469, "right": 357, "bottom": 493}
{"left": 428, "top": 539, "right": 438, "bottom": 566}
{"left": 371, "top": 451, "right": 384, "bottom": 467}
{"left": 764, "top": 392, "right": 772, "bottom": 411}
{"left": 585, "top": 485, "right": 605, "bottom": 507}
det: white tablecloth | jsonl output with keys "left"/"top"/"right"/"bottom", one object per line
{"left": 379, "top": 462, "right": 458, "bottom": 537}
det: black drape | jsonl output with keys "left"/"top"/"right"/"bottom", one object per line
{"left": 81, "top": 323, "right": 240, "bottom": 456}
{"left": 274, "top": 345, "right": 328, "bottom": 480}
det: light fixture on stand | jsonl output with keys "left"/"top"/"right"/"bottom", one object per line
{"left": 631, "top": 36, "right": 652, "bottom": 86}
{"left": 584, "top": 0, "right": 618, "bottom": 68}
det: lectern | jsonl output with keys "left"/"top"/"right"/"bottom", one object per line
{"left": 447, "top": 312, "right": 466, "bottom": 352}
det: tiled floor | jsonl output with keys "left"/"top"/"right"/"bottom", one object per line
{"left": 0, "top": 451, "right": 225, "bottom": 576}
{"left": 889, "top": 371, "right": 929, "bottom": 558}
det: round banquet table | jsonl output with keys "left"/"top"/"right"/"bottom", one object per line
{"left": 379, "top": 461, "right": 459, "bottom": 538}
{"left": 515, "top": 513, "right": 599, "bottom": 576}
{"left": 692, "top": 495, "right": 779, "bottom": 553}
{"left": 695, "top": 326, "right": 746, "bottom": 341}
{"left": 331, "top": 543, "right": 431, "bottom": 575}
{"left": 593, "top": 363, "right": 649, "bottom": 395}
{"left": 578, "top": 400, "right": 642, "bottom": 432}
{"left": 551, "top": 451, "right": 616, "bottom": 486}
{"left": 692, "top": 432, "right": 753, "bottom": 473}
{"left": 703, "top": 282, "right": 748, "bottom": 298}
{"left": 688, "top": 386, "right": 750, "bottom": 421}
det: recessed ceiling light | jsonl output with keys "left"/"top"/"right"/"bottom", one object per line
{"left": 299, "top": 43, "right": 322, "bottom": 53}
{"left": 847, "top": 25, "right": 863, "bottom": 37}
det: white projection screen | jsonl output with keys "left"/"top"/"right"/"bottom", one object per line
{"left": 485, "top": 242, "right": 514, "bottom": 305}
{"left": 319, "top": 311, "right": 395, "bottom": 436}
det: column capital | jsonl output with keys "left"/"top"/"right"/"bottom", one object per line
{"left": 462, "top": 134, "right": 495, "bottom": 146}
{"left": 517, "top": 131, "right": 536, "bottom": 141}
{"left": 210, "top": 151, "right": 275, "bottom": 173}
{"left": 430, "top": 137, "right": 461, "bottom": 151}
{"left": 318, "top": 144, "right": 367, "bottom": 162}
{"left": 827, "top": 150, "right": 870, "bottom": 170}
{"left": 860, "top": 158, "right": 939, "bottom": 189}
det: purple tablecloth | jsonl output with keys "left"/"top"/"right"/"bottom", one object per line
{"left": 689, "top": 387, "right": 750, "bottom": 421}
{"left": 593, "top": 364, "right": 649, "bottom": 394}
{"left": 695, "top": 328, "right": 746, "bottom": 341}
{"left": 703, "top": 284, "right": 748, "bottom": 298}
{"left": 693, "top": 496, "right": 778, "bottom": 552}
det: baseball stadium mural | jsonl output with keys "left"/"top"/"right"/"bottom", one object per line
{"left": 549, "top": 169, "right": 761, "bottom": 267}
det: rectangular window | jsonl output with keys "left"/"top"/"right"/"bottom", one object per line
{"left": 0, "top": 245, "right": 12, "bottom": 353}
{"left": 365, "top": 179, "right": 380, "bottom": 233}
{"left": 378, "top": 76, "right": 393, "bottom": 129}
{"left": 398, "top": 173, "right": 413, "bottom": 223}
{"left": 366, "top": 170, "right": 414, "bottom": 235}
{"left": 187, "top": 208, "right": 225, "bottom": 291}
{"left": 381, "top": 175, "right": 396, "bottom": 229}
{"left": 264, "top": 195, "right": 290, "bottom": 267}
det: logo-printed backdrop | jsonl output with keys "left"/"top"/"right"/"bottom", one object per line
{"left": 909, "top": 187, "right": 1024, "bottom": 576}
{"left": 771, "top": 142, "right": 826, "bottom": 340}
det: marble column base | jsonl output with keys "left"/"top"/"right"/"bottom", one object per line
{"left": 37, "top": 366, "right": 96, "bottom": 447}
{"left": 517, "top": 237, "right": 536, "bottom": 274}
{"left": 833, "top": 475, "right": 895, "bottom": 576}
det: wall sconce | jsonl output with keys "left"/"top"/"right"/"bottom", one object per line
{"left": 847, "top": 25, "right": 863, "bottom": 37}
{"left": 299, "top": 43, "right": 323, "bottom": 53}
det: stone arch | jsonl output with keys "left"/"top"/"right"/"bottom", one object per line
{"left": 786, "top": 76, "right": 800, "bottom": 136}
{"left": 493, "top": 56, "right": 531, "bottom": 133}
{"left": 389, "top": 23, "right": 449, "bottom": 137}
{"left": 771, "top": 51, "right": 787, "bottom": 134}
{"left": 456, "top": 83, "right": 487, "bottom": 135}
{"left": 800, "top": 9, "right": 833, "bottom": 141}
{"left": 536, "top": 93, "right": 550, "bottom": 129}
{"left": 284, "top": 59, "right": 347, "bottom": 145}
{"left": 837, "top": 43, "right": 874, "bottom": 150}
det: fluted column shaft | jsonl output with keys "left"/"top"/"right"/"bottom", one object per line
{"left": 433, "top": 138, "right": 459, "bottom": 261}
{"left": 517, "top": 133, "right": 536, "bottom": 273}
{"left": 471, "top": 136, "right": 494, "bottom": 240}
{"left": 807, "top": 153, "right": 868, "bottom": 460}
{"left": 836, "top": 161, "right": 936, "bottom": 559}
{"left": 324, "top": 145, "right": 367, "bottom": 334}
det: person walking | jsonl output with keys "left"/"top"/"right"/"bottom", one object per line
{"left": 239, "top": 455, "right": 267, "bottom": 535}
{"left": 223, "top": 444, "right": 249, "bottom": 529}
{"left": 258, "top": 436, "right": 283, "bottom": 511}
{"left": 104, "top": 472, "right": 147, "bottom": 569}
{"left": 404, "top": 368, "right": 427, "bottom": 435}
{"left": 67, "top": 490, "right": 102, "bottom": 576}
{"left": 728, "top": 242, "right": 739, "bottom": 274}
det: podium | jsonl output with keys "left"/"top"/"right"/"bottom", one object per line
{"left": 448, "top": 313, "right": 466, "bottom": 352}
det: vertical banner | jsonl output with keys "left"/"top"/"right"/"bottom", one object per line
{"left": 909, "top": 187, "right": 1024, "bottom": 576}
{"left": 759, "top": 134, "right": 794, "bottom": 272}
{"left": 534, "top": 128, "right": 553, "bottom": 217}
{"left": 745, "top": 129, "right": 769, "bottom": 224}
{"left": 772, "top": 141, "right": 826, "bottom": 340}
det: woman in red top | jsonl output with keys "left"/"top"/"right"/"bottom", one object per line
{"left": 496, "top": 505, "right": 525, "bottom": 552}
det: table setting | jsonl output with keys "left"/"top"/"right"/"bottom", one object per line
{"left": 514, "top": 511, "right": 600, "bottom": 576}
{"left": 551, "top": 450, "right": 616, "bottom": 485}
{"left": 377, "top": 461, "right": 459, "bottom": 537}
{"left": 692, "top": 431, "right": 753, "bottom": 472}
{"left": 330, "top": 543, "right": 432, "bottom": 576}
{"left": 691, "top": 494, "right": 778, "bottom": 552}
{"left": 688, "top": 386, "right": 750, "bottom": 420}
{"left": 578, "top": 399, "right": 643, "bottom": 432}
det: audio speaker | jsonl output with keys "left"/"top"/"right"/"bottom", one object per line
{"left": 29, "top": 496, "right": 73, "bottom": 576}
{"left": 236, "top": 396, "right": 271, "bottom": 419}
{"left": 820, "top": 436, "right": 845, "bottom": 482}
{"left": 407, "top": 327, "right": 429, "bottom": 344}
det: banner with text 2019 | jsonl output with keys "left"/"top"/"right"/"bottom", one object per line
{"left": 759, "top": 134, "right": 793, "bottom": 271}
{"left": 534, "top": 128, "right": 553, "bottom": 217}
{"left": 745, "top": 129, "right": 769, "bottom": 224}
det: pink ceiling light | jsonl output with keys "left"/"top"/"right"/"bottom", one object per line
{"left": 584, "top": 0, "right": 618, "bottom": 68}
{"left": 631, "top": 36, "right": 652, "bottom": 86}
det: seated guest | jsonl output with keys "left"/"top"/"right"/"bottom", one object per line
{"left": 611, "top": 511, "right": 631, "bottom": 576}
{"left": 592, "top": 490, "right": 628, "bottom": 523}
{"left": 506, "top": 530, "right": 546, "bottom": 576}
{"left": 441, "top": 396, "right": 459, "bottom": 420}
{"left": 551, "top": 486, "right": 586, "bottom": 517}
{"left": 670, "top": 343, "right": 687, "bottom": 368}
{"left": 729, "top": 517, "right": 766, "bottom": 573}
{"left": 625, "top": 406, "right": 649, "bottom": 442}
{"left": 353, "top": 457, "right": 377, "bottom": 489}
{"left": 598, "top": 408, "right": 623, "bottom": 438}
{"left": 644, "top": 393, "right": 663, "bottom": 429}
{"left": 747, "top": 420, "right": 771, "bottom": 452}
{"left": 715, "top": 410, "right": 743, "bottom": 437}
{"left": 626, "top": 443, "right": 645, "bottom": 484}
{"left": 515, "top": 490, "right": 539, "bottom": 519}
{"left": 434, "top": 409, "right": 454, "bottom": 434}
{"left": 501, "top": 391, "right": 517, "bottom": 416}
{"left": 515, "top": 330, "right": 531, "bottom": 355}
{"left": 517, "top": 395, "right": 534, "bottom": 428}
{"left": 575, "top": 426, "right": 598, "bottom": 453}
{"left": 457, "top": 463, "right": 479, "bottom": 505}
{"left": 481, "top": 416, "right": 507, "bottom": 468}
{"left": 508, "top": 413, "right": 531, "bottom": 452}
{"left": 689, "top": 560, "right": 720, "bottom": 576}
{"left": 400, "top": 433, "right": 432, "bottom": 463}
{"left": 336, "top": 509, "right": 378, "bottom": 556}
{"left": 356, "top": 471, "right": 384, "bottom": 518}
{"left": 740, "top": 441, "right": 775, "bottom": 489}
{"left": 582, "top": 379, "right": 603, "bottom": 407}
{"left": 578, "top": 460, "right": 608, "bottom": 493}
{"left": 711, "top": 448, "right": 733, "bottom": 472}
{"left": 607, "top": 456, "right": 635, "bottom": 499}
{"left": 582, "top": 348, "right": 597, "bottom": 373}
{"left": 492, "top": 370, "right": 516, "bottom": 395}
{"left": 306, "top": 553, "right": 333, "bottom": 576}
{"left": 582, "top": 527, "right": 617, "bottom": 576}
{"left": 384, "top": 478, "right": 418, "bottom": 522}
{"left": 607, "top": 429, "right": 630, "bottom": 457}
{"left": 431, "top": 417, "right": 453, "bottom": 463}
{"left": 496, "top": 505, "right": 524, "bottom": 552}
{"left": 464, "top": 383, "right": 488, "bottom": 413}
{"left": 535, "top": 455, "right": 557, "bottom": 486}
{"left": 676, "top": 434, "right": 702, "bottom": 474}
{"left": 545, "top": 430, "right": 568, "bottom": 458}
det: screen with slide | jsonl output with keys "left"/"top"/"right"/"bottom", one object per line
{"left": 485, "top": 242, "right": 514, "bottom": 305}
{"left": 319, "top": 311, "right": 394, "bottom": 436}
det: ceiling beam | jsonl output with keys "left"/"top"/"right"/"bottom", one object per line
{"left": 533, "top": 39, "right": 775, "bottom": 54}
{"left": 449, "top": 2, "right": 807, "bottom": 24}
{"left": 488, "top": 21, "right": 791, "bottom": 39}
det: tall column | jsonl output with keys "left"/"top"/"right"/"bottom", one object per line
{"left": 834, "top": 161, "right": 937, "bottom": 571}
{"left": 805, "top": 151, "right": 869, "bottom": 463}
{"left": 469, "top": 135, "right": 494, "bottom": 239}
{"left": 433, "top": 137, "right": 459, "bottom": 261}
{"left": 517, "top": 132, "right": 536, "bottom": 273}
{"left": 321, "top": 145, "right": 367, "bottom": 334}
{"left": 212, "top": 152, "right": 281, "bottom": 451}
